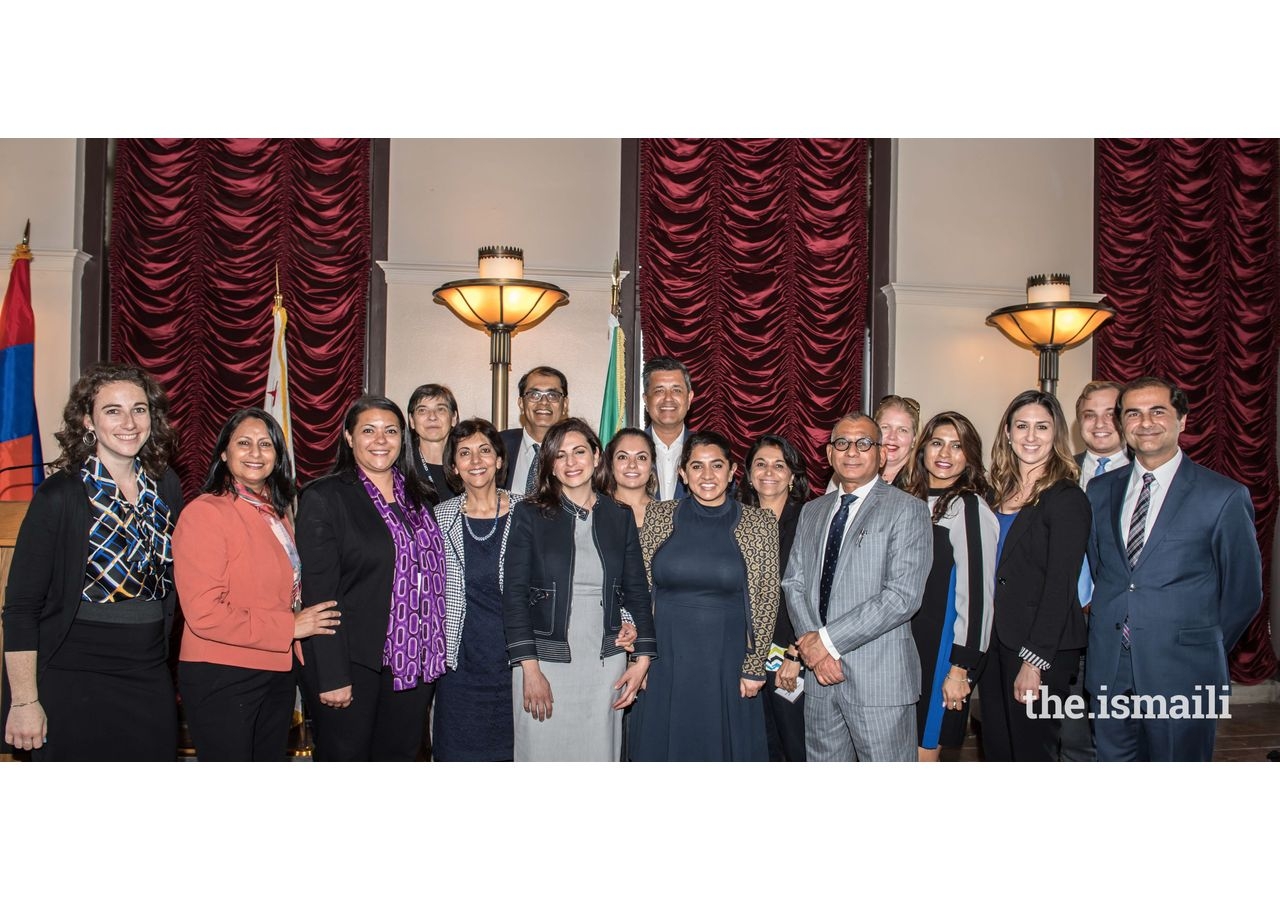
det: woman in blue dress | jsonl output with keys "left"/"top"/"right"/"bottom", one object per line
{"left": 630, "top": 431, "right": 778, "bottom": 761}
{"left": 901, "top": 412, "right": 998, "bottom": 761}
{"left": 432, "top": 418, "right": 520, "bottom": 761}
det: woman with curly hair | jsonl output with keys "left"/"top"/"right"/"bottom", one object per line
{"left": 901, "top": 412, "right": 999, "bottom": 761}
{"left": 2, "top": 362, "right": 185, "bottom": 761}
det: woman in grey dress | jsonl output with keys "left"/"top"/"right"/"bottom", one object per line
{"left": 502, "top": 418, "right": 657, "bottom": 761}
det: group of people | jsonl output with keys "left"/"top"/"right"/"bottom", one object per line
{"left": 0, "top": 356, "right": 1262, "bottom": 763}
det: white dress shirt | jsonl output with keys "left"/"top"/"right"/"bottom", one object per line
{"left": 512, "top": 430, "right": 540, "bottom": 495}
{"left": 1121, "top": 450, "right": 1184, "bottom": 550}
{"left": 819, "top": 475, "right": 881, "bottom": 660}
{"left": 652, "top": 427, "right": 686, "bottom": 501}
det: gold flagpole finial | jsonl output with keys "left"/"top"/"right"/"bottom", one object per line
{"left": 273, "top": 264, "right": 284, "bottom": 311}
{"left": 12, "top": 220, "right": 33, "bottom": 264}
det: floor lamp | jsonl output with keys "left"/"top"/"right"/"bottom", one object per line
{"left": 432, "top": 246, "right": 569, "bottom": 430}
{"left": 986, "top": 274, "right": 1114, "bottom": 396}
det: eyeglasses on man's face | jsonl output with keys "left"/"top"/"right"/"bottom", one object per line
{"left": 522, "top": 389, "right": 565, "bottom": 403}
{"left": 828, "top": 436, "right": 880, "bottom": 453}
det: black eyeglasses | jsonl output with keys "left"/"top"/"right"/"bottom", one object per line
{"left": 522, "top": 389, "right": 565, "bottom": 403}
{"left": 828, "top": 437, "right": 880, "bottom": 453}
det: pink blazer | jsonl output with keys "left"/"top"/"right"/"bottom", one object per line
{"left": 173, "top": 492, "right": 296, "bottom": 672}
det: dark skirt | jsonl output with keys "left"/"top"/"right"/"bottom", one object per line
{"left": 34, "top": 618, "right": 177, "bottom": 762}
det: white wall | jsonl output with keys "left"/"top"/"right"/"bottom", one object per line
{"left": 888, "top": 138, "right": 1098, "bottom": 446}
{"left": 383, "top": 139, "right": 621, "bottom": 431}
{"left": 0, "top": 139, "right": 83, "bottom": 466}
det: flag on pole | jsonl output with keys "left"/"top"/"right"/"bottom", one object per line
{"left": 0, "top": 224, "right": 43, "bottom": 500}
{"left": 263, "top": 269, "right": 294, "bottom": 477}
{"left": 598, "top": 254, "right": 627, "bottom": 444}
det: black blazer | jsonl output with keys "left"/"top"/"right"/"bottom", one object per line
{"left": 499, "top": 428, "right": 524, "bottom": 492}
{"left": 1, "top": 467, "right": 185, "bottom": 744}
{"left": 503, "top": 494, "right": 656, "bottom": 664}
{"left": 992, "top": 478, "right": 1090, "bottom": 667}
{"left": 295, "top": 472, "right": 436, "bottom": 694}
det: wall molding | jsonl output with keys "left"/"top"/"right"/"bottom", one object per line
{"left": 29, "top": 248, "right": 91, "bottom": 274}
{"left": 378, "top": 260, "right": 623, "bottom": 295}
{"left": 883, "top": 281, "right": 1106, "bottom": 310}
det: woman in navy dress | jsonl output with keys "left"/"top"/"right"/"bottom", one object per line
{"left": 630, "top": 431, "right": 778, "bottom": 761}
{"left": 432, "top": 418, "right": 520, "bottom": 761}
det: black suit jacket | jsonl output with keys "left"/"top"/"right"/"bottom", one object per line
{"left": 503, "top": 494, "right": 656, "bottom": 664}
{"left": 295, "top": 472, "right": 436, "bottom": 693}
{"left": 499, "top": 428, "right": 525, "bottom": 492}
{"left": 993, "top": 479, "right": 1090, "bottom": 666}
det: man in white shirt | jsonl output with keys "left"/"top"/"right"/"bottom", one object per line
{"left": 500, "top": 366, "right": 569, "bottom": 493}
{"left": 1085, "top": 376, "right": 1261, "bottom": 761}
{"left": 642, "top": 356, "right": 693, "bottom": 501}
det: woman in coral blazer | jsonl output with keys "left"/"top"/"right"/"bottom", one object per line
{"left": 173, "top": 408, "right": 339, "bottom": 761}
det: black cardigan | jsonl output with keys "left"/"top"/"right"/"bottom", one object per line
{"left": 992, "top": 478, "right": 1091, "bottom": 667}
{"left": 295, "top": 472, "right": 440, "bottom": 694}
{"left": 1, "top": 467, "right": 185, "bottom": 741}
{"left": 503, "top": 494, "right": 657, "bottom": 664}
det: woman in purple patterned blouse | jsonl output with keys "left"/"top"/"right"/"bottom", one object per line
{"left": 296, "top": 395, "right": 448, "bottom": 761}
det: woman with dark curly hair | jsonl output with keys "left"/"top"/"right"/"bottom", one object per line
{"left": 738, "top": 434, "right": 809, "bottom": 762}
{"left": 503, "top": 418, "right": 656, "bottom": 761}
{"left": 901, "top": 412, "right": 999, "bottom": 761}
{"left": 173, "top": 408, "right": 341, "bottom": 761}
{"left": 2, "top": 362, "right": 185, "bottom": 761}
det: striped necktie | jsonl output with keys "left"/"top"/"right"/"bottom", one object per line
{"left": 525, "top": 443, "right": 540, "bottom": 494}
{"left": 1121, "top": 472, "right": 1155, "bottom": 650}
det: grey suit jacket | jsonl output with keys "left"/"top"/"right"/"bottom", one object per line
{"left": 783, "top": 479, "right": 932, "bottom": 706}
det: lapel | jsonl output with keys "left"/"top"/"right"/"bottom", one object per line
{"left": 1109, "top": 469, "right": 1129, "bottom": 564}
{"left": 1130, "top": 458, "right": 1195, "bottom": 573}
{"left": 836, "top": 480, "right": 884, "bottom": 577}
{"left": 802, "top": 491, "right": 839, "bottom": 593}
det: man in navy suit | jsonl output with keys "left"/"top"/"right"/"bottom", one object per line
{"left": 642, "top": 356, "right": 692, "bottom": 501}
{"left": 500, "top": 366, "right": 569, "bottom": 493}
{"left": 1085, "top": 376, "right": 1261, "bottom": 761}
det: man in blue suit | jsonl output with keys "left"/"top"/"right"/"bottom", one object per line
{"left": 1085, "top": 376, "right": 1261, "bottom": 761}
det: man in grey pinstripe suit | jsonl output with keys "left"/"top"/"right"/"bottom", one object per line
{"left": 783, "top": 413, "right": 932, "bottom": 762}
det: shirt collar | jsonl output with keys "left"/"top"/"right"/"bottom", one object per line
{"left": 836, "top": 474, "right": 880, "bottom": 503}
{"left": 1132, "top": 448, "right": 1183, "bottom": 486}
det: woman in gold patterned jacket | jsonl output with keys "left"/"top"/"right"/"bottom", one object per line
{"left": 628, "top": 431, "right": 779, "bottom": 761}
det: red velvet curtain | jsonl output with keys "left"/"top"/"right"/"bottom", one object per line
{"left": 1095, "top": 138, "right": 1279, "bottom": 684}
{"left": 638, "top": 139, "right": 869, "bottom": 492}
{"left": 109, "top": 139, "right": 371, "bottom": 497}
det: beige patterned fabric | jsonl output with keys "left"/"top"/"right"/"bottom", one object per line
{"left": 640, "top": 499, "right": 779, "bottom": 678}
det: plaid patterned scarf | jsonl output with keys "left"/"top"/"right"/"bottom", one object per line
{"left": 357, "top": 467, "right": 447, "bottom": 691}
{"left": 80, "top": 456, "right": 174, "bottom": 603}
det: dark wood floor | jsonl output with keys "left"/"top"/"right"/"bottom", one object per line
{"left": 942, "top": 698, "right": 1280, "bottom": 762}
